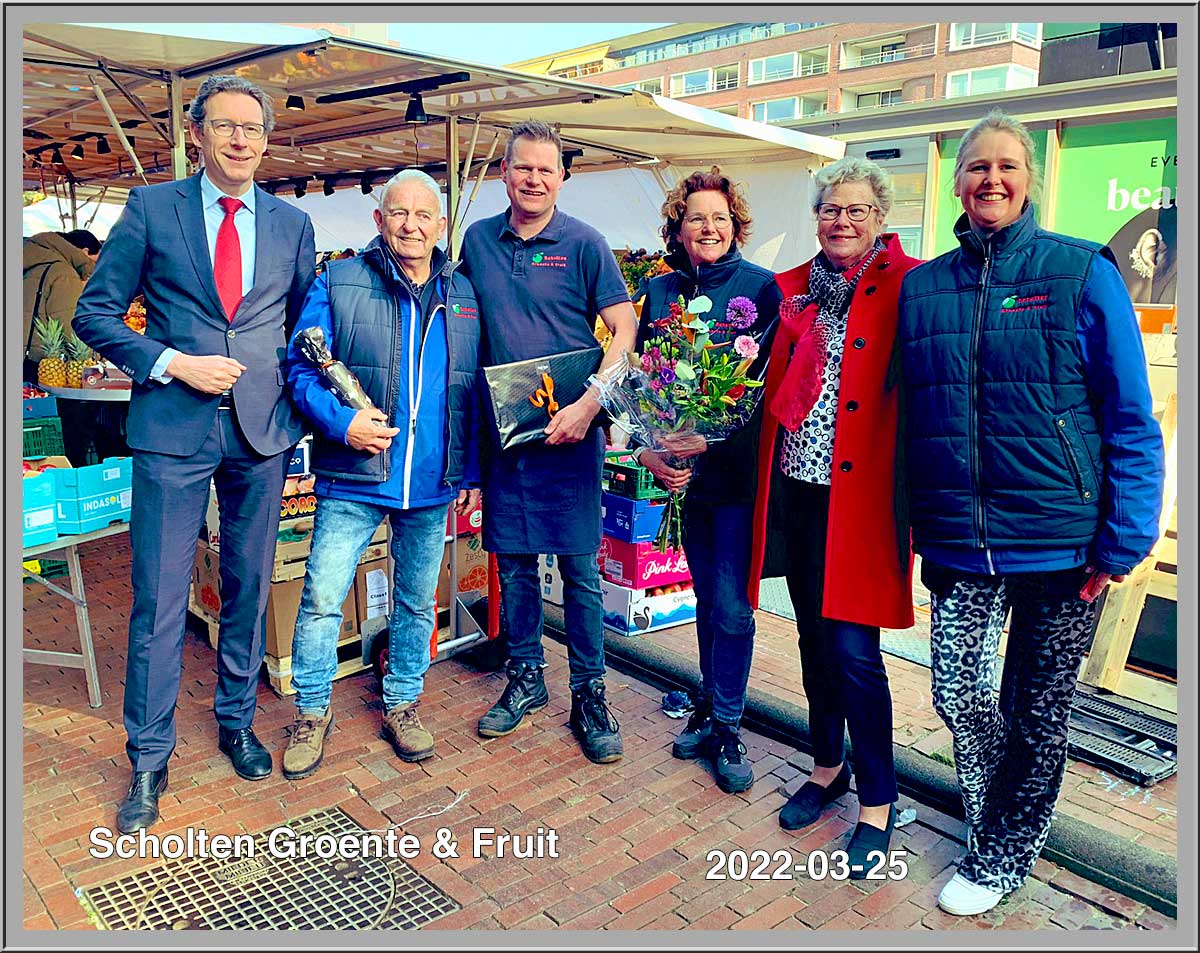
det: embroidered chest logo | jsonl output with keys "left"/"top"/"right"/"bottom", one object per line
{"left": 1000, "top": 294, "right": 1050, "bottom": 313}
{"left": 452, "top": 303, "right": 478, "bottom": 319}
{"left": 530, "top": 252, "right": 569, "bottom": 269}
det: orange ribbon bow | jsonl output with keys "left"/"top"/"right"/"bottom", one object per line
{"left": 529, "top": 372, "right": 559, "bottom": 417}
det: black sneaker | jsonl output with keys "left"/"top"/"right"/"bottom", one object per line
{"left": 569, "top": 679, "right": 624, "bottom": 764}
{"left": 671, "top": 694, "right": 714, "bottom": 760}
{"left": 709, "top": 722, "right": 754, "bottom": 794}
{"left": 477, "top": 662, "right": 549, "bottom": 738}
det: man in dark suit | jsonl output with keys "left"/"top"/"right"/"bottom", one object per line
{"left": 73, "top": 75, "right": 315, "bottom": 833}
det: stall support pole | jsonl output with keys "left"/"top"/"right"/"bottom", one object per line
{"left": 446, "top": 114, "right": 461, "bottom": 258}
{"left": 168, "top": 71, "right": 188, "bottom": 180}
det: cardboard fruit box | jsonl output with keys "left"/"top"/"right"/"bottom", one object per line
{"left": 37, "top": 455, "right": 133, "bottom": 535}
{"left": 600, "top": 578, "right": 697, "bottom": 635}
{"left": 22, "top": 470, "right": 58, "bottom": 548}
{"left": 601, "top": 491, "right": 668, "bottom": 543}
{"left": 598, "top": 534, "right": 691, "bottom": 590}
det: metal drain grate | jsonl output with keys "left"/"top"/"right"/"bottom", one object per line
{"left": 80, "top": 807, "right": 459, "bottom": 930}
{"left": 1073, "top": 691, "right": 1177, "bottom": 749}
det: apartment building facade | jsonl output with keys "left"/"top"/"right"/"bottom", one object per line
{"left": 510, "top": 21, "right": 1044, "bottom": 122}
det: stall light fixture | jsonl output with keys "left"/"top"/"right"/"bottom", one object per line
{"left": 70, "top": 143, "right": 85, "bottom": 159}
{"left": 96, "top": 135, "right": 112, "bottom": 155}
{"left": 51, "top": 148, "right": 64, "bottom": 165}
{"left": 404, "top": 92, "right": 429, "bottom": 124}
{"left": 323, "top": 179, "right": 335, "bottom": 196}
{"left": 294, "top": 180, "right": 307, "bottom": 198}
{"left": 286, "top": 95, "right": 305, "bottom": 111}
{"left": 360, "top": 176, "right": 372, "bottom": 194}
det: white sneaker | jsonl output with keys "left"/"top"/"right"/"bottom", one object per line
{"left": 938, "top": 872, "right": 1006, "bottom": 916}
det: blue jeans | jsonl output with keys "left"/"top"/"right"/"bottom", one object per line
{"left": 497, "top": 551, "right": 605, "bottom": 690}
{"left": 290, "top": 496, "right": 448, "bottom": 713}
{"left": 682, "top": 499, "right": 756, "bottom": 725}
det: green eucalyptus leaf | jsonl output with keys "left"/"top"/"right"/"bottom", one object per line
{"left": 674, "top": 361, "right": 696, "bottom": 381}
{"left": 686, "top": 295, "right": 712, "bottom": 315}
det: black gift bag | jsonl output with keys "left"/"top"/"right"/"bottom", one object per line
{"left": 480, "top": 346, "right": 604, "bottom": 450}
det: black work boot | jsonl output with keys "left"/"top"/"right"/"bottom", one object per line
{"left": 671, "top": 692, "right": 714, "bottom": 760}
{"left": 477, "top": 662, "right": 549, "bottom": 738}
{"left": 709, "top": 721, "right": 754, "bottom": 794}
{"left": 569, "top": 678, "right": 624, "bottom": 764}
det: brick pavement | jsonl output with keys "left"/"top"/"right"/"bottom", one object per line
{"left": 20, "top": 536, "right": 1176, "bottom": 933}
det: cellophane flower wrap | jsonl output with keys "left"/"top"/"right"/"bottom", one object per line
{"left": 590, "top": 293, "right": 766, "bottom": 552}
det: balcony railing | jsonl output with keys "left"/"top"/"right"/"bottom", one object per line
{"left": 838, "top": 91, "right": 933, "bottom": 114}
{"left": 841, "top": 41, "right": 937, "bottom": 69}
{"left": 614, "top": 22, "right": 830, "bottom": 69}
{"left": 714, "top": 74, "right": 740, "bottom": 91}
{"left": 751, "top": 60, "right": 830, "bottom": 84}
{"left": 949, "top": 27, "right": 1040, "bottom": 50}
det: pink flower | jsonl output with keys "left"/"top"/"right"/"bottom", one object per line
{"left": 734, "top": 335, "right": 760, "bottom": 360}
{"left": 641, "top": 353, "right": 653, "bottom": 371}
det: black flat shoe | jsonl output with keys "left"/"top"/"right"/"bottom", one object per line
{"left": 846, "top": 803, "right": 897, "bottom": 880}
{"left": 779, "top": 761, "right": 851, "bottom": 830}
{"left": 116, "top": 767, "right": 169, "bottom": 834}
{"left": 218, "top": 725, "right": 273, "bottom": 780}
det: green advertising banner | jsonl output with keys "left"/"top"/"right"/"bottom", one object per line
{"left": 1054, "top": 118, "right": 1178, "bottom": 305}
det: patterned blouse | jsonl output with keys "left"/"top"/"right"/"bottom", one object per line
{"left": 780, "top": 240, "right": 884, "bottom": 484}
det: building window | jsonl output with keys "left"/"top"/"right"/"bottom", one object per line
{"left": 713, "top": 64, "right": 739, "bottom": 91}
{"left": 950, "top": 23, "right": 1043, "bottom": 50}
{"left": 945, "top": 64, "right": 1038, "bottom": 97}
{"left": 614, "top": 23, "right": 829, "bottom": 69}
{"left": 752, "top": 97, "right": 799, "bottom": 123}
{"left": 750, "top": 52, "right": 796, "bottom": 83}
{"left": 670, "top": 68, "right": 713, "bottom": 97}
{"left": 855, "top": 89, "right": 904, "bottom": 109}
{"left": 616, "top": 77, "right": 663, "bottom": 95}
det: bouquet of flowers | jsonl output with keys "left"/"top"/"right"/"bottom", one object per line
{"left": 591, "top": 293, "right": 766, "bottom": 552}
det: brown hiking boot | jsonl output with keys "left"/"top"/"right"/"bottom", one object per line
{"left": 381, "top": 701, "right": 435, "bottom": 762}
{"left": 283, "top": 710, "right": 334, "bottom": 780}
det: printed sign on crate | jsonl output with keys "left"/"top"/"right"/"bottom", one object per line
{"left": 598, "top": 534, "right": 691, "bottom": 590}
{"left": 600, "top": 578, "right": 697, "bottom": 635}
{"left": 601, "top": 492, "right": 668, "bottom": 543}
{"left": 49, "top": 456, "right": 133, "bottom": 534}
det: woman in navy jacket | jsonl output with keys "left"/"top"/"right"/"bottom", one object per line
{"left": 635, "top": 168, "right": 781, "bottom": 795}
{"left": 897, "top": 109, "right": 1164, "bottom": 916}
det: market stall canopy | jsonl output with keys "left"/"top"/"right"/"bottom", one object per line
{"left": 22, "top": 22, "right": 843, "bottom": 196}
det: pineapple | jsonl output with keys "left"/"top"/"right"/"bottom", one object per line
{"left": 65, "top": 333, "right": 93, "bottom": 388}
{"left": 34, "top": 318, "right": 67, "bottom": 388}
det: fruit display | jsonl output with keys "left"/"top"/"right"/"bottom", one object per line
{"left": 615, "top": 247, "right": 672, "bottom": 296}
{"left": 34, "top": 317, "right": 67, "bottom": 388}
{"left": 22, "top": 460, "right": 60, "bottom": 473}
{"left": 22, "top": 384, "right": 50, "bottom": 399}
{"left": 124, "top": 297, "right": 147, "bottom": 333}
{"left": 64, "top": 333, "right": 94, "bottom": 388}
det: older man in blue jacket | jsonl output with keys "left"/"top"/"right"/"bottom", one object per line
{"left": 283, "top": 169, "right": 481, "bottom": 777}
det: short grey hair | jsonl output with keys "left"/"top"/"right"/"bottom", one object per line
{"left": 504, "top": 119, "right": 563, "bottom": 169}
{"left": 953, "top": 108, "right": 1044, "bottom": 202}
{"left": 188, "top": 75, "right": 276, "bottom": 133}
{"left": 377, "top": 169, "right": 445, "bottom": 214}
{"left": 812, "top": 155, "right": 893, "bottom": 218}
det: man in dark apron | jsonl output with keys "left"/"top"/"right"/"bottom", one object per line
{"left": 460, "top": 120, "right": 637, "bottom": 763}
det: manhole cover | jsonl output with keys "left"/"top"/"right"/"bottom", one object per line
{"left": 80, "top": 807, "right": 459, "bottom": 930}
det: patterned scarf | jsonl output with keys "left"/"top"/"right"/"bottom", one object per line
{"left": 769, "top": 241, "right": 883, "bottom": 431}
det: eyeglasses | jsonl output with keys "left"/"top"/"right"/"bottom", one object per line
{"left": 206, "top": 119, "right": 267, "bottom": 140}
{"left": 683, "top": 213, "right": 733, "bottom": 229}
{"left": 816, "top": 203, "right": 877, "bottom": 222}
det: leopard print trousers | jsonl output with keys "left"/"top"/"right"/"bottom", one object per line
{"left": 925, "top": 565, "right": 1098, "bottom": 893}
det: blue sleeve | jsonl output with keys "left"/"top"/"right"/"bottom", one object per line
{"left": 457, "top": 276, "right": 483, "bottom": 489}
{"left": 1077, "top": 255, "right": 1165, "bottom": 574}
{"left": 285, "top": 272, "right": 358, "bottom": 444}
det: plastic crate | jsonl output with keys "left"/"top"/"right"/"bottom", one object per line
{"left": 23, "top": 417, "right": 65, "bottom": 458}
{"left": 602, "top": 459, "right": 668, "bottom": 500}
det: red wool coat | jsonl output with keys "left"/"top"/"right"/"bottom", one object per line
{"left": 748, "top": 233, "right": 917, "bottom": 630}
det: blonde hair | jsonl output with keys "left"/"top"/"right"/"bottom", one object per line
{"left": 953, "top": 108, "right": 1044, "bottom": 202}
{"left": 812, "top": 156, "right": 894, "bottom": 217}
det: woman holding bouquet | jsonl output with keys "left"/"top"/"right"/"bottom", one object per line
{"left": 748, "top": 156, "right": 919, "bottom": 876}
{"left": 897, "top": 110, "right": 1162, "bottom": 915}
{"left": 635, "top": 168, "right": 781, "bottom": 794}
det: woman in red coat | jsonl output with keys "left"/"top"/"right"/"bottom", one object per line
{"left": 747, "top": 155, "right": 918, "bottom": 877}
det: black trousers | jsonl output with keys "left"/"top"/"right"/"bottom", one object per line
{"left": 781, "top": 478, "right": 897, "bottom": 807}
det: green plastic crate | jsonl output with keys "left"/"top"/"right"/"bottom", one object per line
{"left": 23, "top": 416, "right": 65, "bottom": 458}
{"left": 602, "top": 459, "right": 668, "bottom": 500}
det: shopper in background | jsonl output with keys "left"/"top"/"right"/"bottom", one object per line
{"left": 22, "top": 228, "right": 101, "bottom": 368}
{"left": 460, "top": 119, "right": 638, "bottom": 764}
{"left": 284, "top": 169, "right": 481, "bottom": 776}
{"left": 635, "top": 167, "right": 781, "bottom": 794}
{"left": 73, "top": 74, "right": 316, "bottom": 833}
{"left": 897, "top": 108, "right": 1164, "bottom": 915}
{"left": 748, "top": 156, "right": 919, "bottom": 877}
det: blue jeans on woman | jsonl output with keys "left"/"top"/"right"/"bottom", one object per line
{"left": 290, "top": 497, "right": 448, "bottom": 713}
{"left": 496, "top": 552, "right": 605, "bottom": 690}
{"left": 682, "top": 500, "right": 756, "bottom": 725}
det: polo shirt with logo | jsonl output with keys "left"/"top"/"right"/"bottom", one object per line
{"left": 461, "top": 207, "right": 630, "bottom": 555}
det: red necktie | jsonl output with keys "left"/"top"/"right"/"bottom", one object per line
{"left": 214, "top": 197, "right": 244, "bottom": 322}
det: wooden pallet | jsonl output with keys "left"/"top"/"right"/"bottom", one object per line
{"left": 1081, "top": 392, "right": 1178, "bottom": 711}
{"left": 264, "top": 631, "right": 370, "bottom": 697}
{"left": 271, "top": 522, "right": 388, "bottom": 582}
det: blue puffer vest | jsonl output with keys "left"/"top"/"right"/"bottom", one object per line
{"left": 314, "top": 240, "right": 480, "bottom": 485}
{"left": 898, "top": 205, "right": 1112, "bottom": 554}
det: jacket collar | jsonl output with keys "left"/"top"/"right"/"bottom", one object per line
{"left": 499, "top": 206, "right": 566, "bottom": 243}
{"left": 955, "top": 201, "right": 1038, "bottom": 261}
{"left": 667, "top": 244, "right": 744, "bottom": 294}
{"left": 362, "top": 236, "right": 456, "bottom": 307}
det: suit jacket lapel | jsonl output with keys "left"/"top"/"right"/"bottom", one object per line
{"left": 234, "top": 185, "right": 278, "bottom": 322}
{"left": 174, "top": 174, "right": 227, "bottom": 324}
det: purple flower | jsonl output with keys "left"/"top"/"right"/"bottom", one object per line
{"left": 734, "top": 335, "right": 760, "bottom": 360}
{"left": 726, "top": 296, "right": 757, "bottom": 329}
{"left": 660, "top": 367, "right": 676, "bottom": 384}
